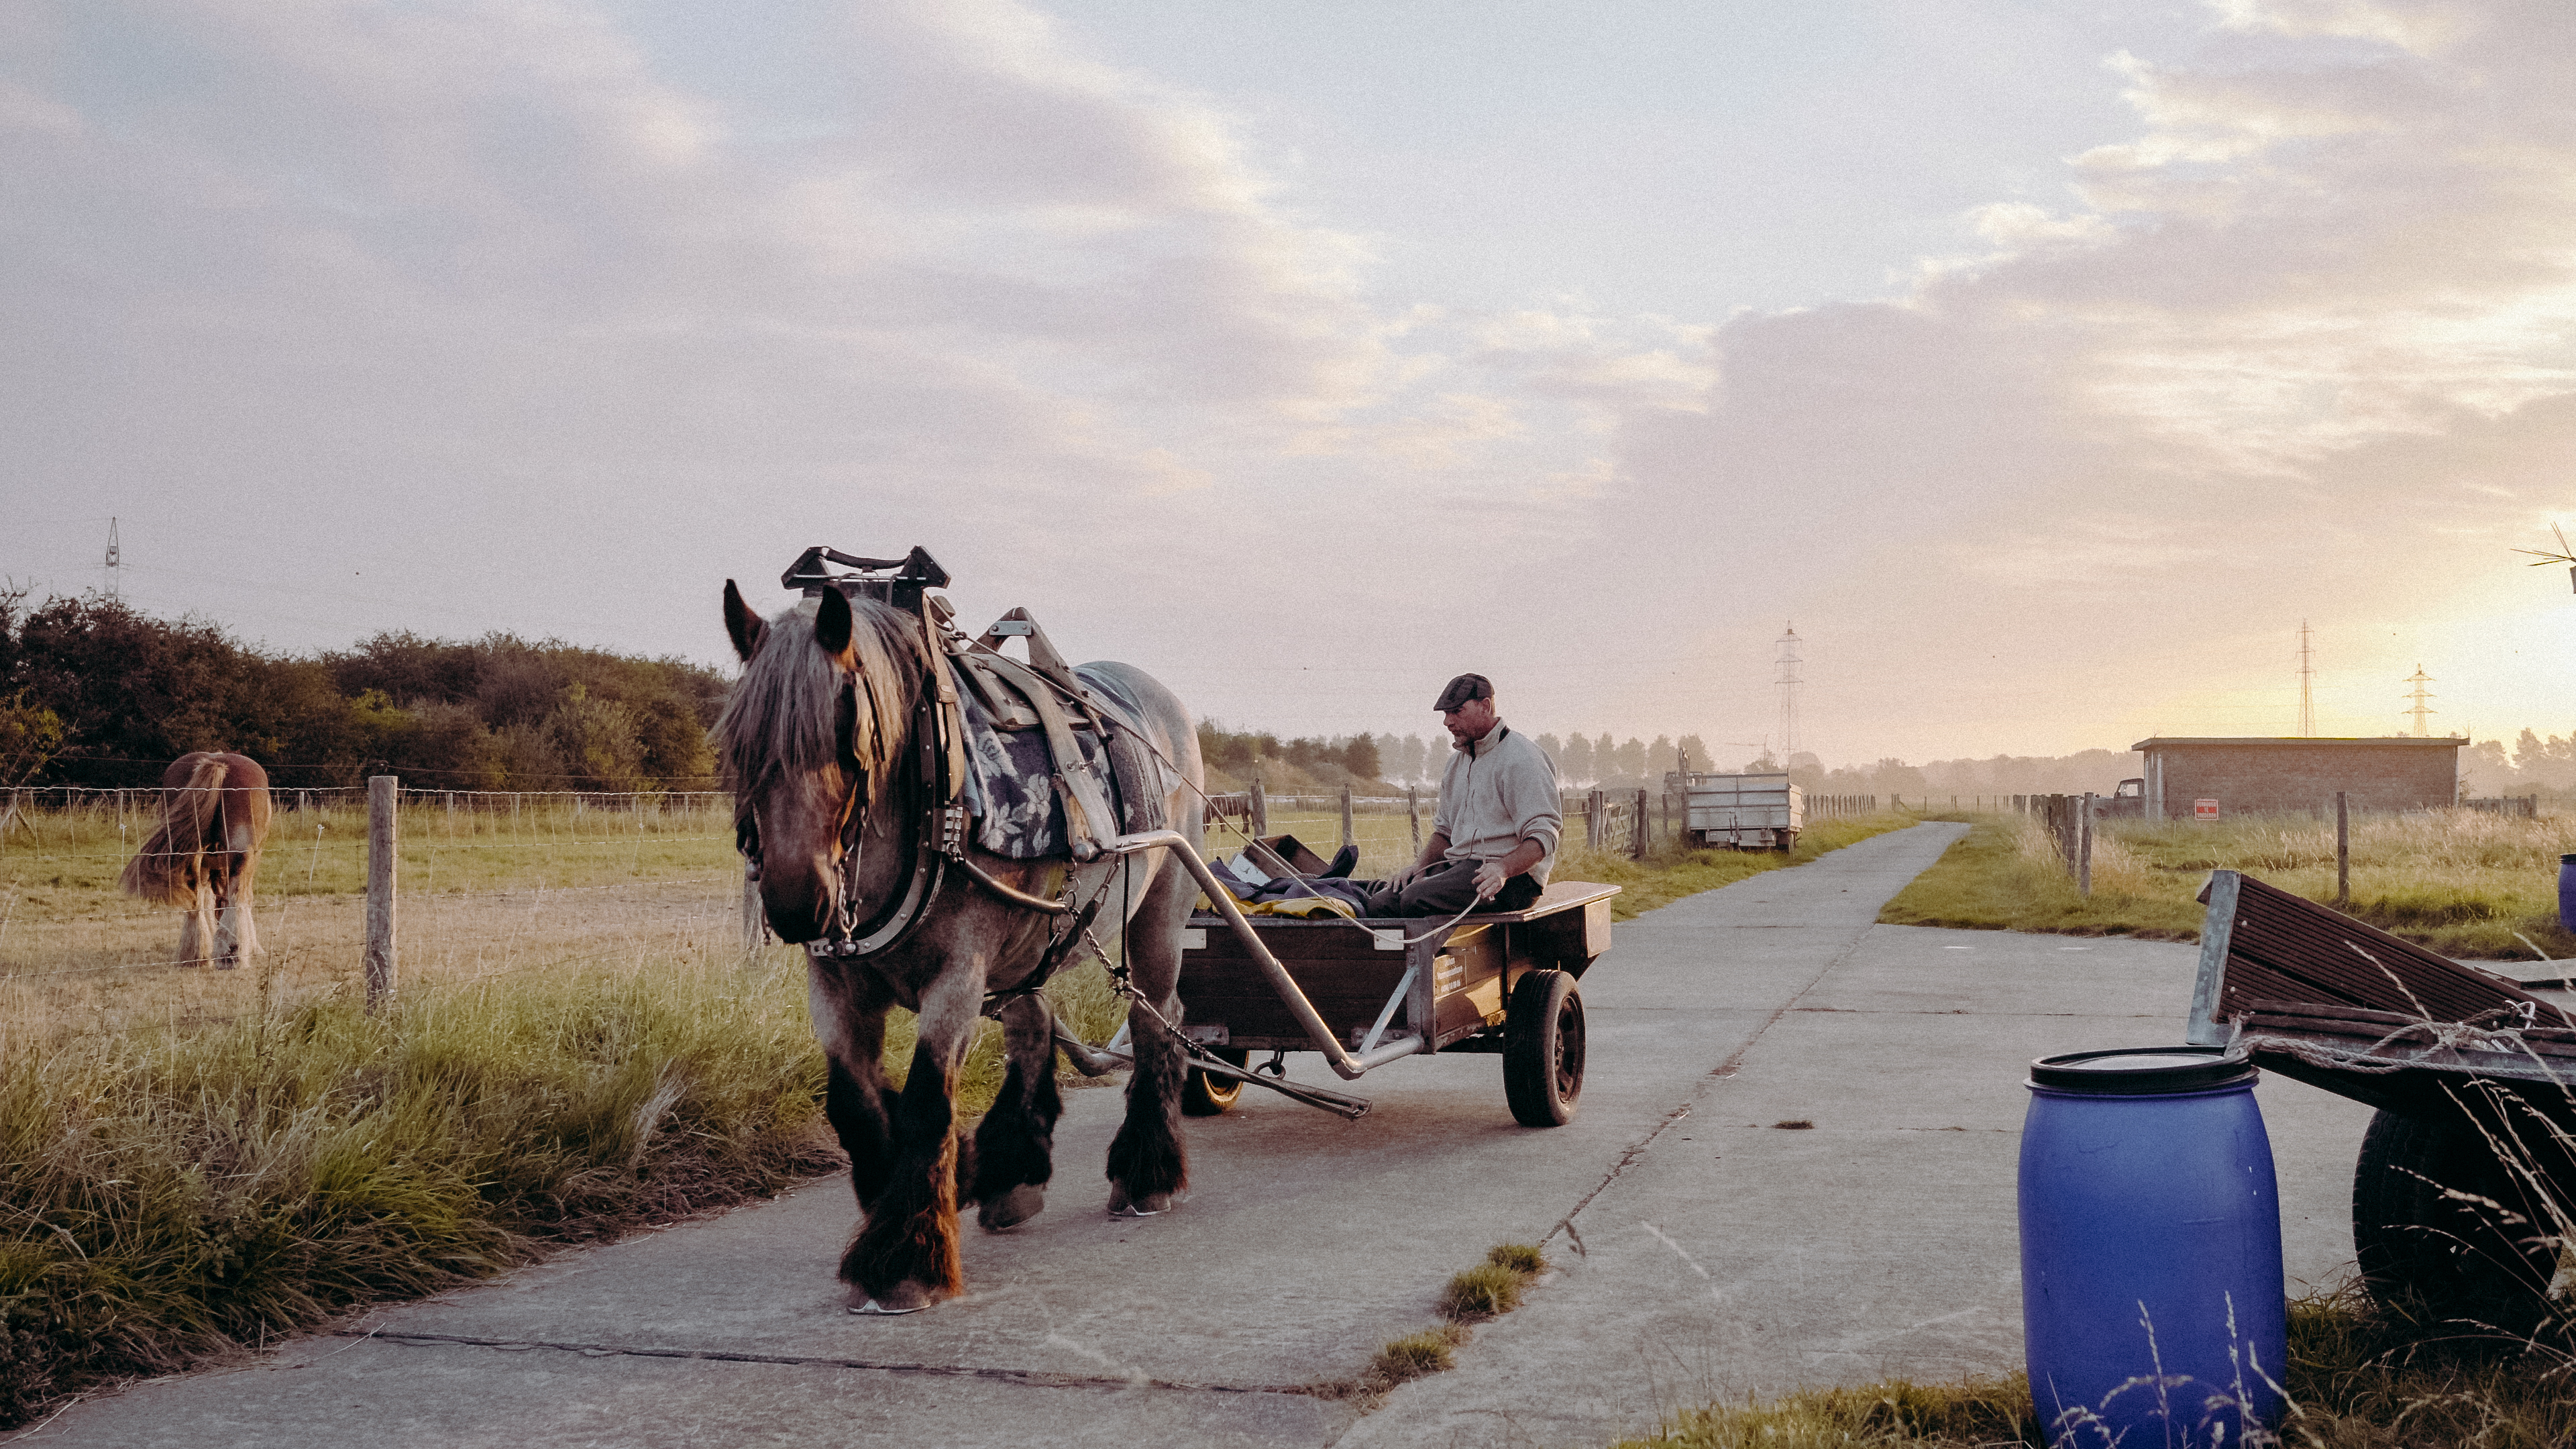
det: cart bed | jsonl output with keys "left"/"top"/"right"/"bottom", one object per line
{"left": 1181, "top": 879, "right": 1617, "bottom": 1055}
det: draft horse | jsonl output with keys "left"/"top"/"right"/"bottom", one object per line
{"left": 714, "top": 580, "right": 1205, "bottom": 1313}
{"left": 117, "top": 751, "right": 273, "bottom": 970}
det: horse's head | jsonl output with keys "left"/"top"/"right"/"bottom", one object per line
{"left": 715, "top": 580, "right": 913, "bottom": 943}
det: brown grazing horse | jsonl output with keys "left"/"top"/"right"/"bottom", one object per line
{"left": 118, "top": 751, "right": 273, "bottom": 970}
{"left": 715, "top": 582, "right": 1204, "bottom": 1314}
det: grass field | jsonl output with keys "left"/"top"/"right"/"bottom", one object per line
{"left": 1881, "top": 809, "right": 2576, "bottom": 959}
{"left": 0, "top": 797, "right": 1911, "bottom": 1424}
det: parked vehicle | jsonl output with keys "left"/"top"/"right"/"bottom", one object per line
{"left": 1680, "top": 771, "right": 1803, "bottom": 853}
{"left": 2094, "top": 777, "right": 2147, "bottom": 818}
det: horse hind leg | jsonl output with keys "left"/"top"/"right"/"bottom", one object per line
{"left": 971, "top": 993, "right": 1063, "bottom": 1232}
{"left": 1106, "top": 857, "right": 1193, "bottom": 1217}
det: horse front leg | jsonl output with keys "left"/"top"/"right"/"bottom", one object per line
{"left": 810, "top": 957, "right": 900, "bottom": 1214}
{"left": 1106, "top": 853, "right": 1195, "bottom": 1216}
{"left": 179, "top": 878, "right": 215, "bottom": 969}
{"left": 971, "top": 991, "right": 1063, "bottom": 1232}
{"left": 215, "top": 828, "right": 262, "bottom": 969}
{"left": 844, "top": 963, "right": 983, "bottom": 1313}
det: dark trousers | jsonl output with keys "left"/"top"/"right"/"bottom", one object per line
{"left": 1360, "top": 857, "right": 1542, "bottom": 918}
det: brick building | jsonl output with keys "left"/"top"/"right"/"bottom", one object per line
{"left": 2133, "top": 737, "right": 2464, "bottom": 821}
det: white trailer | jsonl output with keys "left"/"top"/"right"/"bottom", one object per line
{"left": 1681, "top": 771, "right": 1804, "bottom": 852}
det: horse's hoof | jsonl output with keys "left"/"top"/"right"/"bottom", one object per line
{"left": 846, "top": 1281, "right": 933, "bottom": 1315}
{"left": 978, "top": 1183, "right": 1046, "bottom": 1232}
{"left": 1106, "top": 1187, "right": 1175, "bottom": 1218}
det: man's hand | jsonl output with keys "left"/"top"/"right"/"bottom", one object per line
{"left": 1471, "top": 857, "right": 1509, "bottom": 901}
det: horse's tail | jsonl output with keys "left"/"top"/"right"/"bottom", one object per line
{"left": 120, "top": 756, "right": 229, "bottom": 904}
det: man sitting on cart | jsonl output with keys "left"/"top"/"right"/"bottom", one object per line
{"left": 1362, "top": 674, "right": 1561, "bottom": 917}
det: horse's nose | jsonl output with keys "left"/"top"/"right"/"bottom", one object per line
{"left": 761, "top": 863, "right": 833, "bottom": 944}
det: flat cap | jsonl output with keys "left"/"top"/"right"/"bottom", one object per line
{"left": 1432, "top": 673, "right": 1493, "bottom": 711}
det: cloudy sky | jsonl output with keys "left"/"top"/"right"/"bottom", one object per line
{"left": 6, "top": 0, "right": 2573, "bottom": 767}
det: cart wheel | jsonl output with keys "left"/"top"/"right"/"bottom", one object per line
{"left": 1181, "top": 1048, "right": 1249, "bottom": 1117}
{"left": 1776, "top": 830, "right": 1798, "bottom": 855}
{"left": 2353, "top": 1106, "right": 2563, "bottom": 1335}
{"left": 1504, "top": 969, "right": 1585, "bottom": 1128}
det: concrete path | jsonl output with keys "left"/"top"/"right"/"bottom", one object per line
{"left": 28, "top": 824, "right": 2373, "bottom": 1448}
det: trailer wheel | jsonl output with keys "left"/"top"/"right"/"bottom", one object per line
{"left": 1504, "top": 969, "right": 1584, "bottom": 1127}
{"left": 2353, "top": 1106, "right": 2563, "bottom": 1335}
{"left": 1776, "top": 830, "right": 1798, "bottom": 855}
{"left": 1181, "top": 1048, "right": 1249, "bottom": 1117}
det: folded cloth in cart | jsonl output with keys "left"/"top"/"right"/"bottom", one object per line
{"left": 1196, "top": 853, "right": 1372, "bottom": 919}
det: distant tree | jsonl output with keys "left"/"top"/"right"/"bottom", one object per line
{"left": 1648, "top": 735, "right": 1676, "bottom": 779}
{"left": 1562, "top": 734, "right": 1594, "bottom": 784}
{"left": 1613, "top": 737, "right": 1646, "bottom": 780}
{"left": 0, "top": 689, "right": 64, "bottom": 787}
{"left": 1284, "top": 737, "right": 1324, "bottom": 771}
{"left": 1343, "top": 732, "right": 1382, "bottom": 782}
{"left": 1536, "top": 733, "right": 1563, "bottom": 765}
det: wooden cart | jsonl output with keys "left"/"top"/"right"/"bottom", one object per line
{"left": 2185, "top": 870, "right": 2576, "bottom": 1333}
{"left": 1048, "top": 830, "right": 1615, "bottom": 1126}
{"left": 1173, "top": 873, "right": 1617, "bottom": 1127}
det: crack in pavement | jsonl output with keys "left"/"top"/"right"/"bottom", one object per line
{"left": 1542, "top": 826, "right": 1972, "bottom": 1254}
{"left": 332, "top": 1328, "right": 1331, "bottom": 1398}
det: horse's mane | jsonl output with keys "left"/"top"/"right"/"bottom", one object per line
{"left": 119, "top": 754, "right": 228, "bottom": 904}
{"left": 713, "top": 598, "right": 921, "bottom": 806}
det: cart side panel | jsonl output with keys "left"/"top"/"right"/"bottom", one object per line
{"left": 1430, "top": 924, "right": 1508, "bottom": 1046}
{"left": 1179, "top": 923, "right": 1410, "bottom": 1049}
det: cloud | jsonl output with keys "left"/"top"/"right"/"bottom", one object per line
{"left": 5, "top": 0, "right": 2573, "bottom": 759}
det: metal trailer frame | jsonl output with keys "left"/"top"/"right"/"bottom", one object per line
{"left": 1047, "top": 829, "right": 1615, "bottom": 1119}
{"left": 2181, "top": 868, "right": 2576, "bottom": 1328}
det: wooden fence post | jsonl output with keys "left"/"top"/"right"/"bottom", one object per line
{"left": 2334, "top": 792, "right": 2350, "bottom": 908}
{"left": 1250, "top": 775, "right": 1267, "bottom": 837}
{"left": 1339, "top": 786, "right": 1354, "bottom": 852}
{"left": 2078, "top": 793, "right": 2094, "bottom": 896}
{"left": 1586, "top": 789, "right": 1605, "bottom": 851}
{"left": 1632, "top": 788, "right": 1649, "bottom": 859}
{"left": 365, "top": 775, "right": 398, "bottom": 1014}
{"left": 1406, "top": 786, "right": 1421, "bottom": 852}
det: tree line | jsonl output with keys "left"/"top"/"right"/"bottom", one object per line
{"left": 0, "top": 592, "right": 725, "bottom": 790}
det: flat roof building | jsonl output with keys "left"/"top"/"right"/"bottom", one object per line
{"left": 2133, "top": 737, "right": 2464, "bottom": 822}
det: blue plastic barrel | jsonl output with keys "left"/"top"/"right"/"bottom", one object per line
{"left": 2558, "top": 853, "right": 2576, "bottom": 935}
{"left": 2020, "top": 1047, "right": 2284, "bottom": 1448}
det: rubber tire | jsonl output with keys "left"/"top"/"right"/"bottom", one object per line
{"left": 1503, "top": 969, "right": 1585, "bottom": 1128}
{"left": 1180, "top": 1048, "right": 1248, "bottom": 1117}
{"left": 2352, "top": 1106, "right": 2561, "bottom": 1336}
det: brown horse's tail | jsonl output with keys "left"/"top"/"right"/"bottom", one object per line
{"left": 120, "top": 757, "right": 229, "bottom": 905}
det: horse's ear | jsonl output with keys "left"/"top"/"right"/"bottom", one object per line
{"left": 814, "top": 586, "right": 853, "bottom": 657}
{"left": 722, "top": 580, "right": 765, "bottom": 663}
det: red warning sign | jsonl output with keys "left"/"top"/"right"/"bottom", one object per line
{"left": 2194, "top": 798, "right": 2220, "bottom": 820}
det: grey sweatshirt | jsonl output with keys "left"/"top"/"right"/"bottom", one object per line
{"left": 1432, "top": 722, "right": 1563, "bottom": 883}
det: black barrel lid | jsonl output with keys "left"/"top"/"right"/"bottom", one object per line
{"left": 2029, "top": 1045, "right": 2256, "bottom": 1094}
